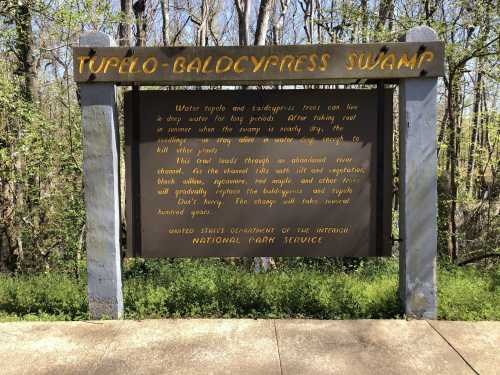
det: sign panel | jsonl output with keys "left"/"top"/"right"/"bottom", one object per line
{"left": 125, "top": 89, "right": 392, "bottom": 257}
{"left": 75, "top": 42, "right": 444, "bottom": 84}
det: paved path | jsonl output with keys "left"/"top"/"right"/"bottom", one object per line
{"left": 0, "top": 319, "right": 498, "bottom": 374}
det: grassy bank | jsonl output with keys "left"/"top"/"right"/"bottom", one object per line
{"left": 0, "top": 259, "right": 498, "bottom": 321}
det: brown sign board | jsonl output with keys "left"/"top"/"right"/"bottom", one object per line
{"left": 75, "top": 42, "right": 444, "bottom": 85}
{"left": 125, "top": 89, "right": 393, "bottom": 257}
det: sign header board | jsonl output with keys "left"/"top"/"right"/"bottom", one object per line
{"left": 74, "top": 42, "right": 444, "bottom": 85}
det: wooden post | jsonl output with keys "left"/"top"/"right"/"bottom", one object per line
{"left": 79, "top": 33, "right": 124, "bottom": 319}
{"left": 399, "top": 26, "right": 439, "bottom": 319}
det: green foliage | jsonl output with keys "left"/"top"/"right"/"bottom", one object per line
{"left": 0, "top": 273, "right": 88, "bottom": 320}
{"left": 122, "top": 258, "right": 401, "bottom": 320}
{"left": 1, "top": 260, "right": 497, "bottom": 322}
{"left": 0, "top": 59, "right": 85, "bottom": 272}
{"left": 438, "top": 264, "right": 499, "bottom": 320}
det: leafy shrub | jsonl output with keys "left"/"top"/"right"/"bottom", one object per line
{"left": 0, "top": 273, "right": 88, "bottom": 320}
{"left": 438, "top": 265, "right": 499, "bottom": 320}
{"left": 123, "top": 258, "right": 402, "bottom": 320}
{"left": 1, "top": 259, "right": 498, "bottom": 321}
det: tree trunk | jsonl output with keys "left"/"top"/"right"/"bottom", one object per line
{"left": 119, "top": 0, "right": 133, "bottom": 46}
{"left": 3, "top": 0, "right": 37, "bottom": 271}
{"left": 437, "top": 110, "right": 448, "bottom": 161}
{"left": 299, "top": 0, "right": 313, "bottom": 43}
{"left": 234, "top": 0, "right": 251, "bottom": 46}
{"left": 255, "top": 0, "right": 275, "bottom": 46}
{"left": 0, "top": 180, "right": 13, "bottom": 271}
{"left": 466, "top": 63, "right": 482, "bottom": 193}
{"left": 423, "top": 0, "right": 437, "bottom": 24}
{"left": 455, "top": 78, "right": 465, "bottom": 165}
{"left": 360, "top": 0, "right": 368, "bottom": 42}
{"left": 446, "top": 74, "right": 459, "bottom": 262}
{"left": 133, "top": 0, "right": 147, "bottom": 47}
{"left": 272, "top": 0, "right": 289, "bottom": 45}
{"left": 375, "top": 0, "right": 392, "bottom": 35}
{"left": 15, "top": 0, "right": 36, "bottom": 102}
{"left": 197, "top": 0, "right": 210, "bottom": 46}
{"left": 476, "top": 88, "right": 487, "bottom": 197}
{"left": 315, "top": 0, "right": 322, "bottom": 43}
{"left": 160, "top": 0, "right": 170, "bottom": 46}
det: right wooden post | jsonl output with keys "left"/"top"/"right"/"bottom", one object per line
{"left": 399, "top": 26, "right": 439, "bottom": 319}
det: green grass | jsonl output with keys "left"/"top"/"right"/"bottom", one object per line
{"left": 0, "top": 273, "right": 89, "bottom": 321}
{"left": 438, "top": 264, "right": 499, "bottom": 320}
{"left": 0, "top": 259, "right": 497, "bottom": 321}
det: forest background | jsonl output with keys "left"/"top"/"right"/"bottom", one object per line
{"left": 0, "top": 0, "right": 498, "bottom": 320}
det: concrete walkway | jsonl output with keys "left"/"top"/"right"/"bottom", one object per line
{"left": 0, "top": 320, "right": 498, "bottom": 375}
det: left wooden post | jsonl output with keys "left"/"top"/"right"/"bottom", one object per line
{"left": 78, "top": 33, "right": 124, "bottom": 319}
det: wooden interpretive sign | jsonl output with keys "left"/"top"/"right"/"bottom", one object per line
{"left": 74, "top": 42, "right": 444, "bottom": 84}
{"left": 79, "top": 27, "right": 444, "bottom": 319}
{"left": 125, "top": 89, "right": 393, "bottom": 257}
